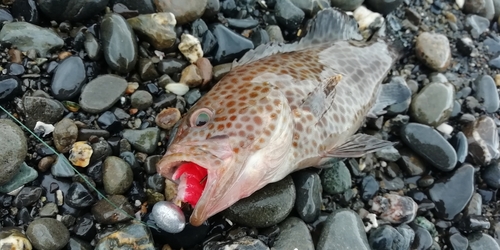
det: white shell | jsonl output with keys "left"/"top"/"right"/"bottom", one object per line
{"left": 165, "top": 83, "right": 189, "bottom": 96}
{"left": 152, "top": 201, "right": 186, "bottom": 233}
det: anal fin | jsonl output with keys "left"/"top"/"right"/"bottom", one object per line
{"left": 323, "top": 134, "right": 394, "bottom": 158}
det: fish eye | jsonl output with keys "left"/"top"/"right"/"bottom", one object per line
{"left": 189, "top": 108, "right": 213, "bottom": 127}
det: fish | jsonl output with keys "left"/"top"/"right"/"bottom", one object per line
{"left": 157, "top": 7, "right": 410, "bottom": 227}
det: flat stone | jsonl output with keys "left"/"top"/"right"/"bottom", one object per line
{"left": 0, "top": 119, "right": 28, "bottom": 185}
{"left": 316, "top": 209, "right": 370, "bottom": 250}
{"left": 223, "top": 175, "right": 295, "bottom": 228}
{"left": 0, "top": 22, "right": 63, "bottom": 57}
{"left": 79, "top": 74, "right": 128, "bottom": 114}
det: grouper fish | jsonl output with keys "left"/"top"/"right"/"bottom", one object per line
{"left": 157, "top": 7, "right": 410, "bottom": 227}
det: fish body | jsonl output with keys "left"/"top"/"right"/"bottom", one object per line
{"left": 157, "top": 8, "right": 407, "bottom": 226}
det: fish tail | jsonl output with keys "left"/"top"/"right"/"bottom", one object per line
{"left": 298, "top": 8, "right": 363, "bottom": 47}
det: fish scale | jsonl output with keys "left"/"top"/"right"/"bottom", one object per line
{"left": 157, "top": 8, "right": 409, "bottom": 226}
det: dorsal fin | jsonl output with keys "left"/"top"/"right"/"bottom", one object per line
{"left": 232, "top": 8, "right": 362, "bottom": 68}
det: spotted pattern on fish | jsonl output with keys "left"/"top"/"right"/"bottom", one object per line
{"left": 157, "top": 8, "right": 401, "bottom": 226}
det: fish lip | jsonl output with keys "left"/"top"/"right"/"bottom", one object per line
{"left": 156, "top": 154, "right": 210, "bottom": 181}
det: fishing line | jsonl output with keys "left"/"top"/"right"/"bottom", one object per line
{"left": 0, "top": 104, "right": 160, "bottom": 230}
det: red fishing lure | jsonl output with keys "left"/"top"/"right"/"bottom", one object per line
{"left": 172, "top": 162, "right": 208, "bottom": 207}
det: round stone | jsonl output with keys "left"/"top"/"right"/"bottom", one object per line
{"left": 26, "top": 218, "right": 70, "bottom": 250}
{"left": 0, "top": 119, "right": 28, "bottom": 185}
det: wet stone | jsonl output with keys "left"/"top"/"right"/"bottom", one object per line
{"left": 468, "top": 233, "right": 500, "bottom": 250}
{"left": 180, "top": 64, "right": 203, "bottom": 88}
{"left": 463, "top": 115, "right": 500, "bottom": 166}
{"left": 157, "top": 58, "right": 188, "bottom": 75}
{"left": 95, "top": 220, "right": 155, "bottom": 249}
{"left": 39, "top": 202, "right": 58, "bottom": 217}
{"left": 51, "top": 56, "right": 86, "bottom": 100}
{"left": 275, "top": 0, "right": 305, "bottom": 31}
{"left": 13, "top": 187, "right": 42, "bottom": 208}
{"left": 209, "top": 23, "right": 254, "bottom": 64}
{"left": 369, "top": 225, "right": 407, "bottom": 250}
{"left": 361, "top": 175, "right": 379, "bottom": 201}
{"left": 415, "top": 32, "right": 451, "bottom": 72}
{"left": 97, "top": 111, "right": 122, "bottom": 134}
{"left": 449, "top": 233, "right": 468, "bottom": 249}
{"left": 26, "top": 218, "right": 70, "bottom": 250}
{"left": 292, "top": 170, "right": 322, "bottom": 223}
{"left": 410, "top": 82, "right": 455, "bottom": 127}
{"left": 472, "top": 75, "right": 499, "bottom": 113}
{"left": 6, "top": 63, "right": 24, "bottom": 76}
{"left": 0, "top": 22, "right": 63, "bottom": 57}
{"left": 464, "top": 14, "right": 490, "bottom": 38}
{"left": 365, "top": 0, "right": 404, "bottom": 15}
{"left": 84, "top": 32, "right": 101, "bottom": 61}
{"left": 482, "top": 160, "right": 500, "bottom": 188}
{"left": 37, "top": 0, "right": 109, "bottom": 22}
{"left": 316, "top": 209, "right": 370, "bottom": 250}
{"left": 127, "top": 12, "right": 177, "bottom": 50}
{"left": 154, "top": 0, "right": 208, "bottom": 24}
{"left": 450, "top": 131, "right": 468, "bottom": 164}
{"left": 91, "top": 195, "right": 134, "bottom": 224}
{"left": 465, "top": 193, "right": 482, "bottom": 216}
{"left": 320, "top": 160, "right": 351, "bottom": 195}
{"left": 112, "top": 0, "right": 156, "bottom": 14}
{"left": 273, "top": 217, "right": 314, "bottom": 250}
{"left": 23, "top": 96, "right": 64, "bottom": 129}
{"left": 410, "top": 223, "right": 433, "bottom": 250}
{"left": 155, "top": 108, "right": 181, "bottom": 130}
{"left": 223, "top": 175, "right": 295, "bottom": 228}
{"left": 428, "top": 164, "right": 475, "bottom": 220}
{"left": 79, "top": 74, "right": 128, "bottom": 114}
{"left": 53, "top": 118, "right": 78, "bottom": 154}
{"left": 67, "top": 237, "right": 93, "bottom": 250}
{"left": 401, "top": 123, "right": 457, "bottom": 172}
{"left": 0, "top": 76, "right": 21, "bottom": 102}
{"left": 371, "top": 194, "right": 418, "bottom": 224}
{"left": 0, "top": 119, "right": 28, "bottom": 185}
{"left": 138, "top": 58, "right": 159, "bottom": 81}
{"left": 66, "top": 182, "right": 96, "bottom": 208}
{"left": 131, "top": 90, "right": 153, "bottom": 110}
{"left": 122, "top": 127, "right": 160, "bottom": 154}
{"left": 51, "top": 154, "right": 75, "bottom": 177}
{"left": 100, "top": 13, "right": 138, "bottom": 74}
{"left": 457, "top": 215, "right": 491, "bottom": 234}
{"left": 103, "top": 156, "right": 133, "bottom": 195}
{"left": 0, "top": 162, "right": 37, "bottom": 193}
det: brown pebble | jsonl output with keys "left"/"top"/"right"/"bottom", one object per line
{"left": 8, "top": 49, "right": 23, "bottom": 63}
{"left": 195, "top": 57, "right": 213, "bottom": 86}
{"left": 180, "top": 64, "right": 203, "bottom": 88}
{"left": 38, "top": 156, "right": 56, "bottom": 172}
{"left": 129, "top": 108, "right": 139, "bottom": 115}
{"left": 58, "top": 51, "right": 72, "bottom": 60}
{"left": 126, "top": 82, "right": 139, "bottom": 94}
{"left": 156, "top": 108, "right": 181, "bottom": 130}
{"left": 495, "top": 74, "right": 500, "bottom": 87}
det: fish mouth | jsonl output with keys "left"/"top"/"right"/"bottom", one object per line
{"left": 157, "top": 154, "right": 215, "bottom": 226}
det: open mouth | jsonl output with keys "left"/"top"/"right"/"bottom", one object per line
{"left": 170, "top": 161, "right": 208, "bottom": 207}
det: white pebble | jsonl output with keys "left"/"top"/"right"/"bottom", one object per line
{"left": 166, "top": 83, "right": 189, "bottom": 96}
{"left": 353, "top": 5, "right": 384, "bottom": 31}
{"left": 178, "top": 34, "right": 203, "bottom": 63}
{"left": 364, "top": 213, "right": 378, "bottom": 232}
{"left": 152, "top": 201, "right": 186, "bottom": 233}
{"left": 455, "top": 0, "right": 464, "bottom": 9}
{"left": 34, "top": 121, "right": 54, "bottom": 136}
{"left": 436, "top": 123, "right": 454, "bottom": 137}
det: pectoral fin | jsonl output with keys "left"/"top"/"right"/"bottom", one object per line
{"left": 323, "top": 134, "right": 394, "bottom": 158}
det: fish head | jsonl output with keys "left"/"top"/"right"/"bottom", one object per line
{"left": 157, "top": 79, "right": 294, "bottom": 226}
